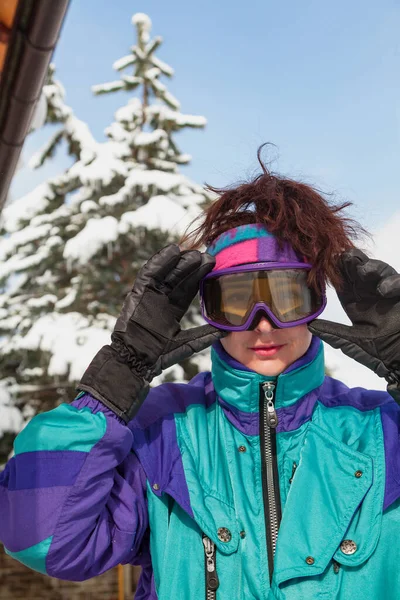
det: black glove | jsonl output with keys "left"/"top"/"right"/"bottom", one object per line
{"left": 78, "top": 244, "right": 224, "bottom": 422}
{"left": 308, "top": 248, "right": 400, "bottom": 403}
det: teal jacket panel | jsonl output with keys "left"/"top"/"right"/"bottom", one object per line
{"left": 135, "top": 337, "right": 400, "bottom": 599}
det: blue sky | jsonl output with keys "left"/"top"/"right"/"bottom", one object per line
{"left": 12, "top": 0, "right": 400, "bottom": 232}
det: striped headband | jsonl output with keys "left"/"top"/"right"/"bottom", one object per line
{"left": 206, "top": 224, "right": 309, "bottom": 271}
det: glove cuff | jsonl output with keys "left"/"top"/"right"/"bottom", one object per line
{"left": 77, "top": 345, "right": 151, "bottom": 423}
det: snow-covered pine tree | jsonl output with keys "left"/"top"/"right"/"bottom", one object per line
{"left": 0, "top": 14, "right": 211, "bottom": 459}
{"left": 0, "top": 66, "right": 102, "bottom": 461}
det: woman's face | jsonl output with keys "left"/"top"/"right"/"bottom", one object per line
{"left": 220, "top": 316, "right": 312, "bottom": 376}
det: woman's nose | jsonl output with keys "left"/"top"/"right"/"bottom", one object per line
{"left": 252, "top": 313, "right": 279, "bottom": 331}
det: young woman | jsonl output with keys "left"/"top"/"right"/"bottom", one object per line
{"left": 1, "top": 156, "right": 400, "bottom": 600}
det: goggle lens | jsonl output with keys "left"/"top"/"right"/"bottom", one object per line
{"left": 203, "top": 269, "right": 323, "bottom": 328}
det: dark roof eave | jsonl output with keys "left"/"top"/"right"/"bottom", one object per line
{"left": 0, "top": 0, "right": 70, "bottom": 212}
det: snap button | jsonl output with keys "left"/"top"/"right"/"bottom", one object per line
{"left": 238, "top": 445, "right": 247, "bottom": 453}
{"left": 305, "top": 556, "right": 315, "bottom": 565}
{"left": 240, "top": 530, "right": 246, "bottom": 539}
{"left": 354, "top": 470, "right": 363, "bottom": 478}
{"left": 217, "top": 527, "right": 232, "bottom": 542}
{"left": 340, "top": 540, "right": 357, "bottom": 555}
{"left": 152, "top": 483, "right": 160, "bottom": 491}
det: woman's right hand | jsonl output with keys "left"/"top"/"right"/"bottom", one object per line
{"left": 78, "top": 244, "right": 223, "bottom": 422}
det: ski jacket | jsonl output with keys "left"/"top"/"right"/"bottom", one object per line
{"left": 2, "top": 335, "right": 400, "bottom": 599}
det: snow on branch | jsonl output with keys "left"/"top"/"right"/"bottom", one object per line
{"left": 16, "top": 312, "right": 113, "bottom": 382}
{"left": 29, "top": 129, "right": 64, "bottom": 169}
{"left": 146, "top": 104, "right": 207, "bottom": 128}
{"left": 0, "top": 223, "right": 53, "bottom": 261}
{"left": 162, "top": 91, "right": 181, "bottom": 110}
{"left": 132, "top": 13, "right": 152, "bottom": 30}
{"left": 92, "top": 80, "right": 126, "bottom": 95}
{"left": 134, "top": 129, "right": 167, "bottom": 147}
{"left": 115, "top": 98, "right": 143, "bottom": 123}
{"left": 64, "top": 115, "right": 97, "bottom": 163}
{"left": 122, "top": 75, "right": 142, "bottom": 86}
{"left": 150, "top": 77, "right": 180, "bottom": 110}
{"left": 0, "top": 383, "right": 23, "bottom": 437}
{"left": 145, "top": 36, "right": 163, "bottom": 57}
{"left": 63, "top": 216, "right": 119, "bottom": 265}
{"left": 2, "top": 183, "right": 56, "bottom": 233}
{"left": 150, "top": 55, "right": 174, "bottom": 77}
{"left": 113, "top": 54, "right": 136, "bottom": 71}
{"left": 120, "top": 195, "right": 201, "bottom": 236}
{"left": 55, "top": 288, "right": 77, "bottom": 310}
{"left": 0, "top": 247, "right": 50, "bottom": 281}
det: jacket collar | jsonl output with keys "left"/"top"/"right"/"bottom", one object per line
{"left": 211, "top": 336, "right": 325, "bottom": 430}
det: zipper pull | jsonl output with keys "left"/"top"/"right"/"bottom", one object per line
{"left": 202, "top": 535, "right": 219, "bottom": 591}
{"left": 262, "top": 382, "right": 278, "bottom": 428}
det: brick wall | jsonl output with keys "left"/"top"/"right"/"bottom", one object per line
{"left": 0, "top": 549, "right": 141, "bottom": 600}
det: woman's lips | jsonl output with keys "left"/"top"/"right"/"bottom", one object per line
{"left": 249, "top": 345, "right": 285, "bottom": 357}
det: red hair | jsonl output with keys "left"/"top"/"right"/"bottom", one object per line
{"left": 181, "top": 146, "right": 369, "bottom": 292}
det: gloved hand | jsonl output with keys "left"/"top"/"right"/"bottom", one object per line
{"left": 308, "top": 248, "right": 400, "bottom": 403}
{"left": 78, "top": 244, "right": 224, "bottom": 422}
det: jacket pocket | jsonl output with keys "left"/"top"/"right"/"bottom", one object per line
{"left": 273, "top": 422, "right": 383, "bottom": 587}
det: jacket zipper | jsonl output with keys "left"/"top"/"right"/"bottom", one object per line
{"left": 203, "top": 534, "right": 219, "bottom": 599}
{"left": 260, "top": 381, "right": 282, "bottom": 584}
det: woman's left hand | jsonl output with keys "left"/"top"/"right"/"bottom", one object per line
{"left": 308, "top": 248, "right": 400, "bottom": 400}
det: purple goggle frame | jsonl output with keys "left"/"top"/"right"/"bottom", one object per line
{"left": 199, "top": 262, "right": 327, "bottom": 331}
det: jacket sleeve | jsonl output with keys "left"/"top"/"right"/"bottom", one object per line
{"left": 0, "top": 394, "right": 149, "bottom": 581}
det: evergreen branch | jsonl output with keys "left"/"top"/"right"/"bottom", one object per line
{"left": 150, "top": 55, "right": 174, "bottom": 77}
{"left": 92, "top": 81, "right": 125, "bottom": 95}
{"left": 145, "top": 36, "right": 163, "bottom": 57}
{"left": 28, "top": 129, "right": 64, "bottom": 169}
{"left": 113, "top": 54, "right": 136, "bottom": 71}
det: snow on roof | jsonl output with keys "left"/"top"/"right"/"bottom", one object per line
{"left": 63, "top": 216, "right": 119, "bottom": 264}
{"left": 2, "top": 183, "right": 56, "bottom": 233}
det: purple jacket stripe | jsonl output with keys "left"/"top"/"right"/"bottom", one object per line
{"left": 46, "top": 414, "right": 148, "bottom": 581}
{"left": 380, "top": 402, "right": 400, "bottom": 510}
{"left": 0, "top": 451, "right": 87, "bottom": 490}
{"left": 0, "top": 486, "right": 69, "bottom": 552}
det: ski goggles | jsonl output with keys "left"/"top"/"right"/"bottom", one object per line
{"left": 200, "top": 262, "right": 326, "bottom": 331}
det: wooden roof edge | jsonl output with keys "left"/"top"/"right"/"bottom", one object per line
{"left": 0, "top": 0, "right": 70, "bottom": 212}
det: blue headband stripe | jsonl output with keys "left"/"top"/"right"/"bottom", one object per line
{"left": 207, "top": 224, "right": 274, "bottom": 256}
